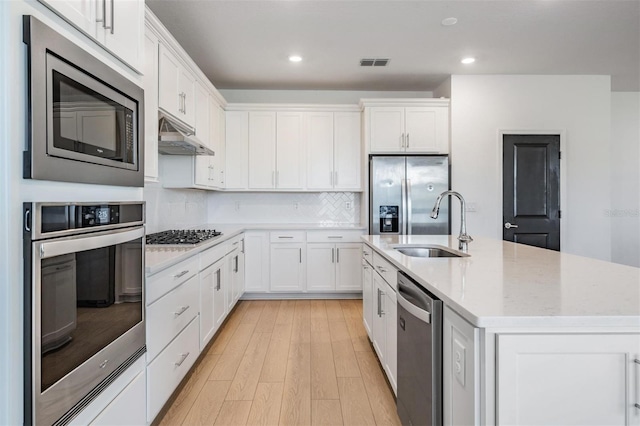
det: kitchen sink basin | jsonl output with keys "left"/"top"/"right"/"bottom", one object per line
{"left": 393, "top": 245, "right": 469, "bottom": 258}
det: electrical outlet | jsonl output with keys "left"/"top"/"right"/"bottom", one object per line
{"left": 345, "top": 201, "right": 352, "bottom": 210}
{"left": 465, "top": 202, "right": 477, "bottom": 213}
{"left": 453, "top": 338, "right": 466, "bottom": 386}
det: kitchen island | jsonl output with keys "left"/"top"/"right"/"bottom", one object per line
{"left": 362, "top": 234, "right": 640, "bottom": 426}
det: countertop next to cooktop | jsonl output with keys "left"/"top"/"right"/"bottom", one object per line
{"left": 363, "top": 235, "right": 640, "bottom": 328}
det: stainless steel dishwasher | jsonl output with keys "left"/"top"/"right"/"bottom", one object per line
{"left": 396, "top": 271, "right": 443, "bottom": 426}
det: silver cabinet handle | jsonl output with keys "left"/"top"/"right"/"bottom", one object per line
{"left": 299, "top": 248, "right": 302, "bottom": 263}
{"left": 278, "top": 236, "right": 293, "bottom": 239}
{"left": 331, "top": 248, "right": 335, "bottom": 263}
{"left": 174, "top": 352, "right": 190, "bottom": 367}
{"left": 379, "top": 289, "right": 385, "bottom": 315}
{"left": 235, "top": 255, "right": 239, "bottom": 272}
{"left": 406, "top": 178, "right": 412, "bottom": 235}
{"left": 401, "top": 178, "right": 407, "bottom": 234}
{"left": 215, "top": 269, "right": 221, "bottom": 290}
{"left": 406, "top": 133, "right": 410, "bottom": 148}
{"left": 183, "top": 93, "right": 187, "bottom": 115}
{"left": 377, "top": 265, "right": 387, "bottom": 273}
{"left": 173, "top": 305, "right": 189, "bottom": 316}
{"left": 504, "top": 222, "right": 518, "bottom": 229}
{"left": 241, "top": 239, "right": 244, "bottom": 253}
{"left": 400, "top": 133, "right": 405, "bottom": 148}
{"left": 174, "top": 270, "right": 189, "bottom": 279}
{"left": 635, "top": 359, "right": 640, "bottom": 409}
{"left": 328, "top": 236, "right": 343, "bottom": 239}
{"left": 363, "top": 251, "right": 369, "bottom": 257}
{"left": 97, "top": 0, "right": 106, "bottom": 27}
{"left": 178, "top": 93, "right": 183, "bottom": 114}
{"left": 24, "top": 209, "right": 31, "bottom": 232}
{"left": 337, "top": 248, "right": 340, "bottom": 263}
{"left": 109, "top": 0, "right": 114, "bottom": 34}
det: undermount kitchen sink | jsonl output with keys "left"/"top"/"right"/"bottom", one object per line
{"left": 393, "top": 245, "right": 469, "bottom": 258}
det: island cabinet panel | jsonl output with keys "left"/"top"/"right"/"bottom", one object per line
{"left": 383, "top": 287, "right": 397, "bottom": 395}
{"left": 443, "top": 306, "right": 480, "bottom": 426}
{"left": 361, "top": 259, "right": 373, "bottom": 338}
{"left": 496, "top": 333, "right": 640, "bottom": 426}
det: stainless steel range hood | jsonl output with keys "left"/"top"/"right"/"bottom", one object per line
{"left": 158, "top": 112, "right": 215, "bottom": 156}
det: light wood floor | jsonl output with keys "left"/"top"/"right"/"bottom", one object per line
{"left": 158, "top": 300, "right": 401, "bottom": 426}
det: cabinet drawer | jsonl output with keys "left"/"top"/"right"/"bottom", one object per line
{"left": 270, "top": 231, "right": 306, "bottom": 243}
{"left": 146, "top": 274, "right": 199, "bottom": 362}
{"left": 147, "top": 317, "right": 199, "bottom": 422}
{"left": 362, "top": 244, "right": 373, "bottom": 265}
{"left": 200, "top": 243, "right": 229, "bottom": 271}
{"left": 373, "top": 252, "right": 397, "bottom": 290}
{"left": 307, "top": 230, "right": 363, "bottom": 243}
{"left": 146, "top": 256, "right": 199, "bottom": 305}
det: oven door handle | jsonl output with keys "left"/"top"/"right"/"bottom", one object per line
{"left": 397, "top": 290, "right": 431, "bottom": 324}
{"left": 38, "top": 226, "right": 145, "bottom": 259}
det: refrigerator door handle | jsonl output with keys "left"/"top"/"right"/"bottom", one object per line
{"left": 401, "top": 178, "right": 407, "bottom": 235}
{"left": 406, "top": 179, "right": 412, "bottom": 235}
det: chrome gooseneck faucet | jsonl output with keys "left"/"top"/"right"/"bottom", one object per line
{"left": 431, "top": 190, "right": 473, "bottom": 252}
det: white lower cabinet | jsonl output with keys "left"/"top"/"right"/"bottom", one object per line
{"left": 244, "top": 231, "right": 270, "bottom": 292}
{"left": 307, "top": 243, "right": 362, "bottom": 292}
{"left": 383, "top": 287, "right": 397, "bottom": 394}
{"left": 147, "top": 317, "right": 199, "bottom": 421}
{"left": 371, "top": 272, "right": 387, "bottom": 363}
{"left": 362, "top": 260, "right": 373, "bottom": 338}
{"left": 226, "top": 245, "right": 241, "bottom": 311}
{"left": 496, "top": 332, "right": 640, "bottom": 426}
{"left": 90, "top": 370, "right": 146, "bottom": 426}
{"left": 199, "top": 256, "right": 225, "bottom": 350}
{"left": 270, "top": 243, "right": 305, "bottom": 292}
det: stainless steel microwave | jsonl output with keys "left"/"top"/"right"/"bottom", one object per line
{"left": 23, "top": 16, "right": 145, "bottom": 187}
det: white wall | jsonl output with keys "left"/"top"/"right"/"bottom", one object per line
{"left": 207, "top": 192, "right": 361, "bottom": 224}
{"left": 610, "top": 92, "right": 640, "bottom": 267}
{"left": 220, "top": 89, "right": 433, "bottom": 104}
{"left": 449, "top": 75, "right": 612, "bottom": 261}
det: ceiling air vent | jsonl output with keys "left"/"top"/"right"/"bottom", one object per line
{"left": 360, "top": 58, "right": 389, "bottom": 67}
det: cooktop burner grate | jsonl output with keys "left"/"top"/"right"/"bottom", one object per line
{"left": 146, "top": 229, "right": 222, "bottom": 245}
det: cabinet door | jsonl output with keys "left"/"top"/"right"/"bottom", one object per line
{"left": 306, "top": 243, "right": 335, "bottom": 291}
{"left": 211, "top": 101, "right": 226, "bottom": 188}
{"left": 236, "top": 242, "right": 245, "bottom": 299}
{"left": 194, "top": 81, "right": 210, "bottom": 147}
{"left": 334, "top": 112, "right": 362, "bottom": 190}
{"left": 231, "top": 248, "right": 242, "bottom": 304}
{"left": 40, "top": 0, "right": 96, "bottom": 37}
{"left": 270, "top": 244, "right": 304, "bottom": 291}
{"left": 102, "top": 0, "right": 143, "bottom": 72}
{"left": 194, "top": 156, "right": 212, "bottom": 188}
{"left": 361, "top": 261, "right": 373, "bottom": 338}
{"left": 306, "top": 112, "right": 334, "bottom": 190}
{"left": 383, "top": 285, "right": 397, "bottom": 395}
{"left": 225, "top": 111, "right": 249, "bottom": 189}
{"left": 158, "top": 44, "right": 180, "bottom": 118}
{"left": 178, "top": 68, "right": 196, "bottom": 126}
{"left": 404, "top": 106, "right": 447, "bottom": 153}
{"left": 90, "top": 370, "right": 145, "bottom": 426}
{"left": 248, "top": 112, "right": 276, "bottom": 189}
{"left": 143, "top": 28, "right": 159, "bottom": 181}
{"left": 199, "top": 262, "right": 217, "bottom": 350}
{"left": 335, "top": 243, "right": 362, "bottom": 291}
{"left": 244, "top": 232, "right": 270, "bottom": 292}
{"left": 497, "top": 333, "right": 640, "bottom": 426}
{"left": 369, "top": 107, "right": 404, "bottom": 152}
{"left": 212, "top": 259, "right": 227, "bottom": 330}
{"left": 371, "top": 272, "right": 387, "bottom": 363}
{"left": 276, "top": 112, "right": 305, "bottom": 189}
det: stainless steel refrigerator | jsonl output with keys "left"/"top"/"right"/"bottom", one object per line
{"left": 370, "top": 155, "right": 450, "bottom": 235}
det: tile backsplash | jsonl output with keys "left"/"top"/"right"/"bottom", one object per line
{"left": 144, "top": 182, "right": 208, "bottom": 233}
{"left": 207, "top": 192, "right": 361, "bottom": 224}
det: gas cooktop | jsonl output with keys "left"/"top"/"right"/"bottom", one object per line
{"left": 145, "top": 229, "right": 222, "bottom": 246}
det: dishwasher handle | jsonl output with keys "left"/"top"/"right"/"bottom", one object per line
{"left": 397, "top": 291, "right": 431, "bottom": 324}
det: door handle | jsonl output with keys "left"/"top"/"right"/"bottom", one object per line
{"left": 174, "top": 352, "right": 190, "bottom": 367}
{"left": 299, "top": 248, "right": 302, "bottom": 263}
{"left": 173, "top": 305, "right": 190, "bottom": 317}
{"left": 331, "top": 248, "right": 334, "bottom": 263}
{"left": 109, "top": 0, "right": 114, "bottom": 34}
{"left": 406, "top": 179, "right": 412, "bottom": 235}
{"left": 635, "top": 359, "right": 640, "bottom": 409}
{"left": 97, "top": 0, "right": 106, "bottom": 27}
{"left": 406, "top": 133, "right": 410, "bottom": 148}
{"left": 401, "top": 178, "right": 407, "bottom": 234}
{"left": 400, "top": 133, "right": 405, "bottom": 148}
{"left": 504, "top": 222, "right": 519, "bottom": 229}
{"left": 336, "top": 248, "right": 340, "bottom": 263}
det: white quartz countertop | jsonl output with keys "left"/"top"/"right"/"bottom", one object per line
{"left": 363, "top": 235, "right": 640, "bottom": 328}
{"left": 146, "top": 223, "right": 366, "bottom": 275}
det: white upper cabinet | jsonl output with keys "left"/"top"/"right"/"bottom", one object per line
{"left": 248, "top": 112, "right": 277, "bottom": 189}
{"left": 143, "top": 26, "right": 159, "bottom": 182}
{"left": 210, "top": 100, "right": 225, "bottom": 188}
{"left": 158, "top": 44, "right": 196, "bottom": 127}
{"left": 306, "top": 112, "right": 334, "bottom": 190}
{"left": 225, "top": 111, "right": 249, "bottom": 189}
{"left": 194, "top": 81, "right": 210, "bottom": 148}
{"left": 333, "top": 112, "right": 361, "bottom": 190}
{"left": 276, "top": 112, "right": 305, "bottom": 189}
{"left": 39, "top": 0, "right": 144, "bottom": 72}
{"left": 363, "top": 99, "right": 449, "bottom": 154}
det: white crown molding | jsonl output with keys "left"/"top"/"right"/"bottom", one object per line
{"left": 224, "top": 103, "right": 361, "bottom": 112}
{"left": 359, "top": 98, "right": 450, "bottom": 109}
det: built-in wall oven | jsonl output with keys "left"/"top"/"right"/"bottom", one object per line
{"left": 397, "top": 271, "right": 443, "bottom": 426}
{"left": 23, "top": 15, "right": 144, "bottom": 187}
{"left": 23, "top": 202, "right": 146, "bottom": 425}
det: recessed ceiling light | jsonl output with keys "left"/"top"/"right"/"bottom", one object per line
{"left": 461, "top": 57, "right": 476, "bottom": 64}
{"left": 441, "top": 17, "right": 458, "bottom": 26}
{"left": 288, "top": 55, "right": 302, "bottom": 63}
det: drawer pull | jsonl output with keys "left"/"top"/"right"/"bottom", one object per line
{"left": 363, "top": 252, "right": 370, "bottom": 256}
{"left": 233, "top": 241, "right": 239, "bottom": 245}
{"left": 377, "top": 266, "right": 388, "bottom": 273}
{"left": 173, "top": 305, "right": 190, "bottom": 317}
{"left": 635, "top": 359, "right": 640, "bottom": 410}
{"left": 174, "top": 352, "right": 190, "bottom": 367}
{"left": 174, "top": 270, "right": 189, "bottom": 279}
{"left": 278, "top": 236, "right": 293, "bottom": 239}
{"left": 328, "top": 236, "right": 343, "bottom": 239}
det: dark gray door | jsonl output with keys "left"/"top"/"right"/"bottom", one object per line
{"left": 503, "top": 135, "right": 560, "bottom": 250}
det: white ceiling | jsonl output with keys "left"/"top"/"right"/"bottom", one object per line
{"left": 146, "top": 0, "right": 640, "bottom": 92}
